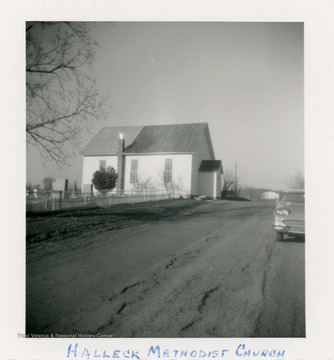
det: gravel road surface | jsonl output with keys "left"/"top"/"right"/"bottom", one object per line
{"left": 26, "top": 199, "right": 305, "bottom": 337}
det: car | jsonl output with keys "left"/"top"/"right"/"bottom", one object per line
{"left": 272, "top": 189, "right": 305, "bottom": 241}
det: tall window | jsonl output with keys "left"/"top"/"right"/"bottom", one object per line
{"left": 164, "top": 159, "right": 173, "bottom": 184}
{"left": 130, "top": 159, "right": 139, "bottom": 184}
{"left": 99, "top": 160, "right": 106, "bottom": 170}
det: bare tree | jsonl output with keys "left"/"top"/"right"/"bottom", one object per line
{"left": 42, "top": 176, "right": 55, "bottom": 190}
{"left": 26, "top": 22, "right": 106, "bottom": 165}
{"left": 26, "top": 182, "right": 41, "bottom": 192}
{"left": 222, "top": 169, "right": 235, "bottom": 192}
{"left": 287, "top": 170, "right": 305, "bottom": 189}
{"left": 131, "top": 176, "right": 154, "bottom": 192}
{"left": 157, "top": 168, "right": 185, "bottom": 198}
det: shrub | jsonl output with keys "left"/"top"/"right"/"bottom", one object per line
{"left": 92, "top": 166, "right": 118, "bottom": 195}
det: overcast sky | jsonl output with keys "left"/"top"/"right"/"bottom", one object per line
{"left": 26, "top": 22, "right": 304, "bottom": 190}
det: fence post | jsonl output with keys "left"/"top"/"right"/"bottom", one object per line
{"left": 59, "top": 191, "right": 63, "bottom": 210}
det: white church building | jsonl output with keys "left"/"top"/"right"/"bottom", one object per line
{"left": 81, "top": 123, "right": 223, "bottom": 199}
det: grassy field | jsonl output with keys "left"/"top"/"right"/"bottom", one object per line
{"left": 26, "top": 198, "right": 208, "bottom": 244}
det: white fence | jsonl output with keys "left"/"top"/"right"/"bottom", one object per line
{"left": 26, "top": 189, "right": 190, "bottom": 213}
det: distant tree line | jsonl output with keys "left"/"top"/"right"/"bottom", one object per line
{"left": 26, "top": 177, "right": 79, "bottom": 193}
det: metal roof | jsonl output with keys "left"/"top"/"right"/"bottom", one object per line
{"left": 81, "top": 126, "right": 143, "bottom": 156}
{"left": 81, "top": 123, "right": 213, "bottom": 156}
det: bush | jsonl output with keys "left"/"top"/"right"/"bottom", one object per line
{"left": 92, "top": 166, "right": 118, "bottom": 194}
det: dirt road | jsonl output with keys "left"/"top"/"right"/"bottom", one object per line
{"left": 26, "top": 199, "right": 305, "bottom": 337}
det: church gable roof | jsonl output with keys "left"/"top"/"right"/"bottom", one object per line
{"left": 82, "top": 123, "right": 210, "bottom": 156}
{"left": 124, "top": 123, "right": 207, "bottom": 154}
{"left": 81, "top": 126, "right": 143, "bottom": 156}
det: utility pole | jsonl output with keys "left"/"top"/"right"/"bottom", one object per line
{"left": 234, "top": 162, "right": 238, "bottom": 195}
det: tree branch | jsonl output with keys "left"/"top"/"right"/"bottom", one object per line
{"left": 26, "top": 21, "right": 106, "bottom": 166}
